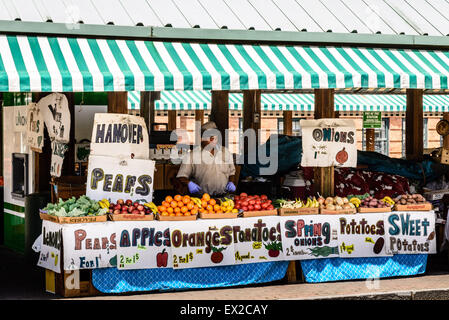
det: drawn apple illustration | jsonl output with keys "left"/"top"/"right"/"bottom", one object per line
{"left": 211, "top": 246, "right": 226, "bottom": 263}
{"left": 336, "top": 147, "right": 349, "bottom": 165}
{"left": 264, "top": 241, "right": 282, "bottom": 258}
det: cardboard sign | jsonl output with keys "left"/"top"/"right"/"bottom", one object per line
{"left": 363, "top": 111, "right": 382, "bottom": 129}
{"left": 86, "top": 155, "right": 155, "bottom": 203}
{"left": 39, "top": 93, "right": 70, "bottom": 142}
{"left": 170, "top": 220, "right": 235, "bottom": 269}
{"left": 385, "top": 211, "right": 437, "bottom": 255}
{"left": 37, "top": 221, "right": 63, "bottom": 273}
{"left": 13, "top": 105, "right": 28, "bottom": 132}
{"left": 300, "top": 119, "right": 357, "bottom": 167}
{"left": 115, "top": 221, "right": 172, "bottom": 270}
{"left": 62, "top": 222, "right": 117, "bottom": 270}
{"left": 280, "top": 215, "right": 340, "bottom": 260}
{"left": 26, "top": 102, "right": 44, "bottom": 152}
{"left": 338, "top": 213, "right": 391, "bottom": 258}
{"left": 233, "top": 216, "right": 283, "bottom": 264}
{"left": 50, "top": 141, "right": 68, "bottom": 177}
{"left": 90, "top": 113, "right": 149, "bottom": 160}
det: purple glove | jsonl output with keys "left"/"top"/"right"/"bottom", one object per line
{"left": 226, "top": 182, "right": 236, "bottom": 193}
{"left": 188, "top": 181, "right": 202, "bottom": 194}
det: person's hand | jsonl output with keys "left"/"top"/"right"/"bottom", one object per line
{"left": 188, "top": 181, "right": 202, "bottom": 194}
{"left": 226, "top": 181, "right": 236, "bottom": 193}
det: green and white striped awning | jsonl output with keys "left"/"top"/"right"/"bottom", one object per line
{"left": 134, "top": 91, "right": 449, "bottom": 112}
{"left": 4, "top": 35, "right": 449, "bottom": 92}
{"left": 127, "top": 91, "right": 140, "bottom": 109}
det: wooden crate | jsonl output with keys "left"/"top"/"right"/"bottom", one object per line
{"left": 320, "top": 208, "right": 356, "bottom": 215}
{"left": 278, "top": 207, "right": 319, "bottom": 216}
{"left": 394, "top": 203, "right": 433, "bottom": 211}
{"left": 357, "top": 207, "right": 392, "bottom": 213}
{"left": 156, "top": 213, "right": 197, "bottom": 221}
{"left": 241, "top": 210, "right": 278, "bottom": 217}
{"left": 109, "top": 213, "right": 154, "bottom": 221}
{"left": 40, "top": 212, "right": 107, "bottom": 224}
{"left": 199, "top": 212, "right": 239, "bottom": 219}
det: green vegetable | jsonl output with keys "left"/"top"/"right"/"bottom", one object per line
{"left": 43, "top": 196, "right": 106, "bottom": 217}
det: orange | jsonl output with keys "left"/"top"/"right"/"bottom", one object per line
{"left": 201, "top": 200, "right": 208, "bottom": 208}
{"left": 216, "top": 210, "right": 223, "bottom": 214}
{"left": 174, "top": 195, "right": 182, "bottom": 202}
{"left": 169, "top": 213, "right": 175, "bottom": 216}
{"left": 158, "top": 206, "right": 166, "bottom": 213}
{"left": 174, "top": 207, "right": 181, "bottom": 213}
{"left": 182, "top": 196, "right": 190, "bottom": 204}
{"left": 191, "top": 208, "right": 198, "bottom": 215}
{"left": 184, "top": 212, "right": 191, "bottom": 216}
{"left": 194, "top": 205, "right": 199, "bottom": 210}
{"left": 187, "top": 203, "right": 194, "bottom": 210}
{"left": 167, "top": 207, "right": 174, "bottom": 214}
{"left": 213, "top": 204, "right": 221, "bottom": 212}
{"left": 165, "top": 196, "right": 173, "bottom": 203}
{"left": 206, "top": 205, "right": 213, "bottom": 212}
{"left": 170, "top": 201, "right": 178, "bottom": 208}
{"left": 162, "top": 201, "right": 170, "bottom": 208}
{"left": 181, "top": 206, "right": 188, "bottom": 213}
{"left": 209, "top": 199, "right": 216, "bottom": 206}
{"left": 162, "top": 212, "right": 169, "bottom": 216}
{"left": 202, "top": 193, "right": 211, "bottom": 202}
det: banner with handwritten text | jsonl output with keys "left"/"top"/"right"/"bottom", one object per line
{"left": 37, "top": 221, "right": 62, "bottom": 273}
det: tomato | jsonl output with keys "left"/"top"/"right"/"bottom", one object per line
{"left": 248, "top": 200, "right": 255, "bottom": 205}
{"left": 240, "top": 193, "right": 248, "bottom": 197}
{"left": 266, "top": 200, "right": 272, "bottom": 204}
{"left": 261, "top": 195, "right": 268, "bottom": 200}
{"left": 267, "top": 205, "right": 274, "bottom": 210}
{"left": 234, "top": 196, "right": 240, "bottom": 201}
{"left": 242, "top": 206, "right": 248, "bottom": 211}
{"left": 235, "top": 204, "right": 241, "bottom": 210}
{"left": 241, "top": 201, "right": 249, "bottom": 207}
{"left": 254, "top": 204, "right": 261, "bottom": 210}
{"left": 248, "top": 205, "right": 254, "bottom": 211}
{"left": 261, "top": 203, "right": 269, "bottom": 209}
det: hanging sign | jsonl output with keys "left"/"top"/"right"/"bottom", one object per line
{"left": 50, "top": 141, "right": 68, "bottom": 177}
{"left": 26, "top": 102, "right": 44, "bottom": 152}
{"left": 90, "top": 113, "right": 149, "bottom": 160}
{"left": 300, "top": 119, "right": 357, "bottom": 167}
{"left": 39, "top": 93, "right": 71, "bottom": 143}
{"left": 62, "top": 222, "right": 117, "bottom": 270}
{"left": 13, "top": 105, "right": 28, "bottom": 133}
{"left": 86, "top": 155, "right": 155, "bottom": 203}
{"left": 363, "top": 111, "right": 382, "bottom": 129}
{"left": 233, "top": 216, "right": 283, "bottom": 264}
{"left": 337, "top": 213, "right": 391, "bottom": 258}
{"left": 170, "top": 220, "right": 235, "bottom": 269}
{"left": 385, "top": 211, "right": 437, "bottom": 255}
{"left": 115, "top": 221, "right": 172, "bottom": 270}
{"left": 37, "top": 221, "right": 63, "bottom": 273}
{"left": 280, "top": 215, "right": 340, "bottom": 260}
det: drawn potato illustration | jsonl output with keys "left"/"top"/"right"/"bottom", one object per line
{"left": 373, "top": 237, "right": 384, "bottom": 254}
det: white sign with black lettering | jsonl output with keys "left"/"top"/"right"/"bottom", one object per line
{"left": 26, "top": 102, "right": 44, "bottom": 152}
{"left": 39, "top": 93, "right": 70, "bottom": 143}
{"left": 13, "top": 105, "right": 28, "bottom": 133}
{"left": 37, "top": 221, "right": 63, "bottom": 273}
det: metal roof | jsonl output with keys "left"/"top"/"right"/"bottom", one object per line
{"left": 3, "top": 0, "right": 449, "bottom": 36}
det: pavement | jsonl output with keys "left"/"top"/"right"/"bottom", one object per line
{"left": 1, "top": 244, "right": 449, "bottom": 300}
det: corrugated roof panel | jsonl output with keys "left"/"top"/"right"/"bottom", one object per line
{"left": 320, "top": 0, "right": 371, "bottom": 34}
{"left": 197, "top": 0, "right": 246, "bottom": 29}
{"left": 90, "top": 0, "right": 134, "bottom": 25}
{"left": 171, "top": 0, "right": 218, "bottom": 29}
{"left": 294, "top": 0, "right": 349, "bottom": 33}
{"left": 340, "top": 0, "right": 396, "bottom": 34}
{"left": 363, "top": 0, "right": 419, "bottom": 35}
{"left": 0, "top": 0, "right": 14, "bottom": 20}
{"left": 384, "top": 0, "right": 442, "bottom": 35}
{"left": 146, "top": 0, "right": 191, "bottom": 28}
{"left": 272, "top": 0, "right": 323, "bottom": 32}
{"left": 225, "top": 0, "right": 271, "bottom": 30}
{"left": 403, "top": 0, "right": 449, "bottom": 35}
{"left": 62, "top": 0, "right": 105, "bottom": 24}
{"left": 7, "top": 0, "right": 43, "bottom": 21}
{"left": 246, "top": 0, "right": 297, "bottom": 31}
{"left": 115, "top": 0, "right": 162, "bottom": 26}
{"left": 34, "top": 0, "right": 72, "bottom": 24}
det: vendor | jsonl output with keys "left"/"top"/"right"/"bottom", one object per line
{"left": 175, "top": 121, "right": 236, "bottom": 196}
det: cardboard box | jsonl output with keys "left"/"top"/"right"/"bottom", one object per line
{"left": 156, "top": 213, "right": 197, "bottom": 221}
{"left": 241, "top": 210, "right": 278, "bottom": 217}
{"left": 278, "top": 207, "right": 319, "bottom": 216}
{"left": 357, "top": 207, "right": 392, "bottom": 213}
{"left": 320, "top": 208, "right": 356, "bottom": 215}
{"left": 394, "top": 203, "right": 433, "bottom": 211}
{"left": 109, "top": 213, "right": 154, "bottom": 221}
{"left": 39, "top": 212, "right": 107, "bottom": 224}
{"left": 199, "top": 212, "right": 239, "bottom": 219}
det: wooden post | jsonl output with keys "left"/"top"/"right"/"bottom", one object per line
{"left": 366, "top": 128, "right": 375, "bottom": 152}
{"left": 195, "top": 110, "right": 205, "bottom": 146}
{"left": 313, "top": 89, "right": 336, "bottom": 198}
{"left": 443, "top": 113, "right": 449, "bottom": 150}
{"left": 167, "top": 110, "right": 177, "bottom": 131}
{"left": 140, "top": 91, "right": 160, "bottom": 134}
{"left": 107, "top": 92, "right": 128, "bottom": 114}
{"left": 210, "top": 91, "right": 229, "bottom": 146}
{"left": 61, "top": 92, "right": 75, "bottom": 176}
{"left": 242, "top": 90, "right": 261, "bottom": 154}
{"left": 406, "top": 89, "right": 424, "bottom": 161}
{"left": 283, "top": 110, "right": 293, "bottom": 135}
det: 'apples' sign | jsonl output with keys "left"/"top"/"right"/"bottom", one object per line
{"left": 90, "top": 113, "right": 150, "bottom": 160}
{"left": 86, "top": 155, "right": 155, "bottom": 203}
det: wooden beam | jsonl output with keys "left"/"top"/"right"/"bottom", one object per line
{"left": 443, "top": 113, "right": 449, "bottom": 150}
{"left": 140, "top": 91, "right": 160, "bottom": 134}
{"left": 242, "top": 90, "right": 261, "bottom": 155}
{"left": 283, "top": 111, "right": 293, "bottom": 135}
{"left": 61, "top": 92, "right": 75, "bottom": 176}
{"left": 313, "top": 89, "right": 336, "bottom": 198}
{"left": 210, "top": 91, "right": 229, "bottom": 146}
{"left": 195, "top": 110, "right": 205, "bottom": 146}
{"left": 167, "top": 110, "right": 177, "bottom": 131}
{"left": 107, "top": 92, "right": 128, "bottom": 114}
{"left": 405, "top": 89, "right": 424, "bottom": 161}
{"left": 365, "top": 128, "right": 375, "bottom": 152}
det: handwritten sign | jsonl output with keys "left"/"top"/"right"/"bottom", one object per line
{"left": 280, "top": 215, "right": 340, "bottom": 260}
{"left": 233, "top": 216, "right": 283, "bottom": 264}
{"left": 90, "top": 113, "right": 149, "bottom": 160}
{"left": 338, "top": 213, "right": 391, "bottom": 258}
{"left": 13, "top": 105, "right": 28, "bottom": 133}
{"left": 385, "top": 211, "right": 436, "bottom": 255}
{"left": 300, "top": 119, "right": 357, "bottom": 167}
{"left": 26, "top": 102, "right": 44, "bottom": 152}
{"left": 86, "top": 155, "right": 155, "bottom": 203}
{"left": 170, "top": 220, "right": 235, "bottom": 269}
{"left": 115, "top": 221, "right": 172, "bottom": 270}
{"left": 37, "top": 221, "right": 62, "bottom": 273}
{"left": 39, "top": 93, "right": 71, "bottom": 143}
{"left": 50, "top": 141, "right": 68, "bottom": 177}
{"left": 62, "top": 222, "right": 117, "bottom": 270}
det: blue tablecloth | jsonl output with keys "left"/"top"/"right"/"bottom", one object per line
{"left": 92, "top": 261, "right": 290, "bottom": 294}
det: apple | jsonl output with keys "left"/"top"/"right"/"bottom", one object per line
{"left": 248, "top": 205, "right": 254, "bottom": 211}
{"left": 114, "top": 204, "right": 121, "bottom": 210}
{"left": 117, "top": 199, "right": 124, "bottom": 205}
{"left": 133, "top": 202, "right": 140, "bottom": 208}
{"left": 113, "top": 209, "right": 121, "bottom": 215}
{"left": 139, "top": 211, "right": 145, "bottom": 215}
{"left": 125, "top": 199, "right": 133, "bottom": 206}
{"left": 122, "top": 205, "right": 129, "bottom": 211}
{"left": 109, "top": 209, "right": 113, "bottom": 214}
{"left": 128, "top": 206, "right": 134, "bottom": 213}
{"left": 137, "top": 205, "right": 144, "bottom": 211}
{"left": 132, "top": 209, "right": 140, "bottom": 215}
{"left": 254, "top": 204, "right": 261, "bottom": 210}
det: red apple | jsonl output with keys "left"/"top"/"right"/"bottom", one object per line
{"left": 139, "top": 211, "right": 145, "bottom": 215}
{"left": 128, "top": 206, "right": 134, "bottom": 213}
{"left": 113, "top": 209, "right": 121, "bottom": 215}
{"left": 132, "top": 209, "right": 140, "bottom": 215}
{"left": 114, "top": 204, "right": 121, "bottom": 210}
{"left": 137, "top": 205, "right": 144, "bottom": 211}
{"left": 133, "top": 202, "right": 140, "bottom": 208}
{"left": 122, "top": 205, "right": 129, "bottom": 211}
{"left": 125, "top": 199, "right": 133, "bottom": 206}
{"left": 117, "top": 199, "right": 124, "bottom": 205}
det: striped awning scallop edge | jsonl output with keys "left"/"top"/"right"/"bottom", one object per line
{"left": 3, "top": 35, "right": 449, "bottom": 92}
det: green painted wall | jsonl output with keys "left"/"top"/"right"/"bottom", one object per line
{"left": 4, "top": 213, "right": 25, "bottom": 253}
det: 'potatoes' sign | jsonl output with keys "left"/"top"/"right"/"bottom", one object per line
{"left": 90, "top": 113, "right": 149, "bottom": 160}
{"left": 86, "top": 155, "right": 155, "bottom": 203}
{"left": 300, "top": 119, "right": 357, "bottom": 167}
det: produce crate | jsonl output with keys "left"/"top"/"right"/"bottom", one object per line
{"left": 156, "top": 213, "right": 197, "bottom": 221}
{"left": 46, "top": 269, "right": 101, "bottom": 298}
{"left": 109, "top": 213, "right": 154, "bottom": 221}
{"left": 394, "top": 203, "right": 433, "bottom": 211}
{"left": 199, "top": 212, "right": 239, "bottom": 219}
{"left": 357, "top": 207, "right": 392, "bottom": 213}
{"left": 39, "top": 211, "right": 107, "bottom": 223}
{"left": 241, "top": 210, "right": 278, "bottom": 217}
{"left": 278, "top": 207, "right": 319, "bottom": 216}
{"left": 320, "top": 208, "right": 356, "bottom": 215}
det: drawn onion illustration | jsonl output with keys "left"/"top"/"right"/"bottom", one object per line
{"left": 336, "top": 147, "right": 349, "bottom": 165}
